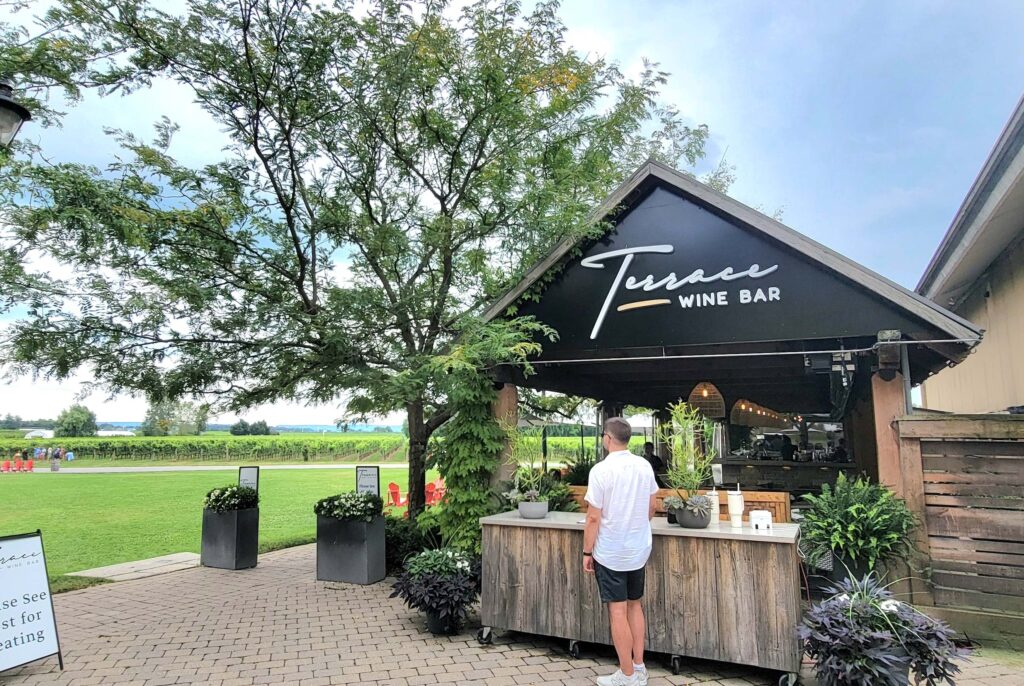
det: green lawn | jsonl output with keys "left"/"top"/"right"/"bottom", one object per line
{"left": 0, "top": 468, "right": 414, "bottom": 586}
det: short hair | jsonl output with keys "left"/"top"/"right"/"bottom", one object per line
{"left": 604, "top": 417, "right": 632, "bottom": 444}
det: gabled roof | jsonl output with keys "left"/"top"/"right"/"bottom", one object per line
{"left": 917, "top": 93, "right": 1024, "bottom": 307}
{"left": 485, "top": 158, "right": 981, "bottom": 346}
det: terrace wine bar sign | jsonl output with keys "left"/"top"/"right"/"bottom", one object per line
{"left": 580, "top": 244, "right": 782, "bottom": 339}
{"left": 0, "top": 531, "right": 63, "bottom": 672}
{"left": 517, "top": 185, "right": 927, "bottom": 351}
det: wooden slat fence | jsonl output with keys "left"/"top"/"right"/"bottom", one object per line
{"left": 897, "top": 416, "right": 1024, "bottom": 644}
{"left": 921, "top": 438, "right": 1024, "bottom": 614}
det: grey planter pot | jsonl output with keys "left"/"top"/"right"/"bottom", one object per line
{"left": 316, "top": 515, "right": 385, "bottom": 585}
{"left": 518, "top": 501, "right": 549, "bottom": 519}
{"left": 676, "top": 508, "right": 712, "bottom": 529}
{"left": 201, "top": 507, "right": 259, "bottom": 570}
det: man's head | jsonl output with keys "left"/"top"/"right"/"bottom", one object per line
{"left": 602, "top": 417, "right": 632, "bottom": 452}
{"left": 643, "top": 441, "right": 654, "bottom": 456}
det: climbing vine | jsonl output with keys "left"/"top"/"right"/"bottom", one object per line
{"left": 420, "top": 317, "right": 554, "bottom": 553}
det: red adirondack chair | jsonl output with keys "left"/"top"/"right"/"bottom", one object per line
{"left": 13, "top": 459, "right": 24, "bottom": 472}
{"left": 1, "top": 460, "right": 10, "bottom": 473}
{"left": 387, "top": 482, "right": 407, "bottom": 508}
{"left": 25, "top": 459, "right": 34, "bottom": 472}
{"left": 425, "top": 482, "right": 436, "bottom": 506}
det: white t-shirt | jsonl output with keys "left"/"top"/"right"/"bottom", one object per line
{"left": 585, "top": 449, "right": 660, "bottom": 572}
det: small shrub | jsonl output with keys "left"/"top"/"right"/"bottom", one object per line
{"left": 390, "top": 548, "right": 481, "bottom": 629}
{"left": 204, "top": 485, "right": 259, "bottom": 512}
{"left": 799, "top": 574, "right": 966, "bottom": 686}
{"left": 313, "top": 491, "right": 383, "bottom": 522}
{"left": 385, "top": 515, "right": 440, "bottom": 575}
{"left": 801, "top": 473, "right": 916, "bottom": 570}
{"left": 563, "top": 450, "right": 596, "bottom": 486}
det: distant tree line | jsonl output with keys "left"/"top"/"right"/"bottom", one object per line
{"left": 229, "top": 419, "right": 274, "bottom": 436}
{"left": 1, "top": 414, "right": 56, "bottom": 429}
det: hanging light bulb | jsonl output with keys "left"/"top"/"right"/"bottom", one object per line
{"left": 702, "top": 387, "right": 708, "bottom": 398}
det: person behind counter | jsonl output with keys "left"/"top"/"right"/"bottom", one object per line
{"left": 583, "top": 417, "right": 659, "bottom": 686}
{"left": 780, "top": 435, "right": 796, "bottom": 460}
{"left": 641, "top": 442, "right": 666, "bottom": 486}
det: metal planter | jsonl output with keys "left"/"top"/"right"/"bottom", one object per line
{"left": 316, "top": 515, "right": 385, "bottom": 585}
{"left": 201, "top": 507, "right": 259, "bottom": 570}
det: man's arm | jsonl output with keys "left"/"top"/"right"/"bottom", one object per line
{"left": 649, "top": 494, "right": 658, "bottom": 520}
{"left": 583, "top": 505, "right": 601, "bottom": 573}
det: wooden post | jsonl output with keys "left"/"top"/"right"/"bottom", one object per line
{"left": 871, "top": 371, "right": 915, "bottom": 600}
{"left": 896, "top": 429, "right": 934, "bottom": 607}
{"left": 872, "top": 372, "right": 907, "bottom": 492}
{"left": 489, "top": 383, "right": 518, "bottom": 491}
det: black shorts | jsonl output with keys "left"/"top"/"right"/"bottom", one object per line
{"left": 594, "top": 560, "right": 645, "bottom": 603}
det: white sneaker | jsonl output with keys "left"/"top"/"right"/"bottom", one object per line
{"left": 595, "top": 669, "right": 640, "bottom": 686}
{"left": 635, "top": 665, "right": 649, "bottom": 686}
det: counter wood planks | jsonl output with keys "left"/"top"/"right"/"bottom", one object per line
{"left": 479, "top": 511, "right": 802, "bottom": 674}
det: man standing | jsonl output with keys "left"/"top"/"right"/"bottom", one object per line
{"left": 583, "top": 417, "right": 659, "bottom": 686}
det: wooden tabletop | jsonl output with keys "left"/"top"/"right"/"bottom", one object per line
{"left": 480, "top": 510, "right": 800, "bottom": 544}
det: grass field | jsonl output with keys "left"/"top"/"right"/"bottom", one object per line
{"left": 0, "top": 468, "right": 417, "bottom": 589}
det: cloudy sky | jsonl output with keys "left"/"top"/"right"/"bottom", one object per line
{"left": 3, "top": 0, "right": 1024, "bottom": 424}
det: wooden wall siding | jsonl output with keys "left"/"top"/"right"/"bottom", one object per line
{"left": 920, "top": 438, "right": 1024, "bottom": 616}
{"left": 921, "top": 237, "right": 1024, "bottom": 415}
{"left": 480, "top": 524, "right": 801, "bottom": 672}
{"left": 567, "top": 486, "right": 792, "bottom": 523}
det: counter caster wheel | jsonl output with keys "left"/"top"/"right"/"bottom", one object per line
{"left": 476, "top": 627, "right": 493, "bottom": 645}
{"left": 778, "top": 673, "right": 800, "bottom": 686}
{"left": 671, "top": 655, "right": 683, "bottom": 676}
{"left": 568, "top": 640, "right": 581, "bottom": 659}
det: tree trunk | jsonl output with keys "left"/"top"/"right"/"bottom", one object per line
{"left": 406, "top": 401, "right": 427, "bottom": 517}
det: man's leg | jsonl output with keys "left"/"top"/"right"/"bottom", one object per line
{"left": 607, "top": 601, "right": 634, "bottom": 676}
{"left": 627, "top": 599, "right": 645, "bottom": 665}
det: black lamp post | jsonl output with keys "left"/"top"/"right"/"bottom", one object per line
{"left": 0, "top": 80, "right": 31, "bottom": 148}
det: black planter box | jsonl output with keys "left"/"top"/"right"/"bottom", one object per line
{"left": 316, "top": 515, "right": 385, "bottom": 585}
{"left": 201, "top": 507, "right": 259, "bottom": 570}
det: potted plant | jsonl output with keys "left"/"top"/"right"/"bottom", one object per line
{"left": 201, "top": 484, "right": 259, "bottom": 570}
{"left": 677, "top": 494, "right": 714, "bottom": 529}
{"left": 659, "top": 401, "right": 717, "bottom": 528}
{"left": 504, "top": 487, "right": 549, "bottom": 519}
{"left": 799, "top": 574, "right": 966, "bottom": 686}
{"left": 801, "top": 473, "right": 916, "bottom": 583}
{"left": 391, "top": 548, "right": 480, "bottom": 635}
{"left": 662, "top": 495, "right": 685, "bottom": 524}
{"left": 315, "top": 491, "right": 385, "bottom": 585}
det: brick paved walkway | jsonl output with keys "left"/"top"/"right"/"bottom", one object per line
{"left": 2, "top": 544, "right": 1020, "bottom": 685}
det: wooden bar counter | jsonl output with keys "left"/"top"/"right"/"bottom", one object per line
{"left": 479, "top": 511, "right": 802, "bottom": 677}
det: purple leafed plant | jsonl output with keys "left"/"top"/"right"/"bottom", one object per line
{"left": 798, "top": 574, "right": 968, "bottom": 686}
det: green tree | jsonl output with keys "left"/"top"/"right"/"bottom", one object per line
{"left": 229, "top": 419, "right": 250, "bottom": 436}
{"left": 54, "top": 404, "right": 97, "bottom": 437}
{"left": 0, "top": 413, "right": 22, "bottom": 430}
{"left": 0, "top": 0, "right": 728, "bottom": 515}
{"left": 248, "top": 420, "right": 270, "bottom": 435}
{"left": 140, "top": 400, "right": 208, "bottom": 436}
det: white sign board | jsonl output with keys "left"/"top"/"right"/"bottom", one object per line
{"left": 0, "top": 532, "right": 62, "bottom": 672}
{"left": 238, "top": 466, "right": 260, "bottom": 492}
{"left": 356, "top": 466, "right": 380, "bottom": 497}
